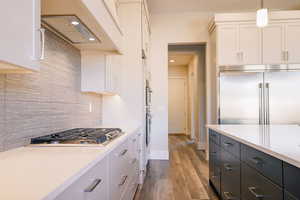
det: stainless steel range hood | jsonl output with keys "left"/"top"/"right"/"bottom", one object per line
{"left": 42, "top": 15, "right": 100, "bottom": 44}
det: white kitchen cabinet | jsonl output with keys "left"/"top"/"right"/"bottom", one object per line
{"left": 0, "top": 0, "right": 41, "bottom": 73}
{"left": 217, "top": 25, "right": 239, "bottom": 66}
{"left": 239, "top": 24, "right": 262, "bottom": 65}
{"left": 81, "top": 51, "right": 121, "bottom": 95}
{"left": 217, "top": 24, "right": 261, "bottom": 66}
{"left": 54, "top": 157, "right": 109, "bottom": 200}
{"left": 262, "top": 24, "right": 285, "bottom": 64}
{"left": 285, "top": 22, "right": 300, "bottom": 64}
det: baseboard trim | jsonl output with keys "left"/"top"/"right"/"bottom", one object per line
{"left": 149, "top": 150, "right": 169, "bottom": 160}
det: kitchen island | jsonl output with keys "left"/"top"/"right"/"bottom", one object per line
{"left": 207, "top": 125, "right": 300, "bottom": 200}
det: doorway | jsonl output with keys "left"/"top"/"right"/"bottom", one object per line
{"left": 168, "top": 44, "right": 207, "bottom": 149}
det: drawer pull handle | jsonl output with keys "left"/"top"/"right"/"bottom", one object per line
{"left": 223, "top": 192, "right": 236, "bottom": 200}
{"left": 224, "top": 164, "right": 233, "bottom": 171}
{"left": 248, "top": 187, "right": 264, "bottom": 199}
{"left": 84, "top": 179, "right": 102, "bottom": 193}
{"left": 132, "top": 138, "right": 137, "bottom": 142}
{"left": 251, "top": 157, "right": 263, "bottom": 165}
{"left": 119, "top": 175, "right": 128, "bottom": 186}
{"left": 223, "top": 142, "right": 233, "bottom": 147}
{"left": 119, "top": 149, "right": 128, "bottom": 157}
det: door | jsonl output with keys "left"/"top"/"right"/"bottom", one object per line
{"left": 239, "top": 24, "right": 262, "bottom": 65}
{"left": 219, "top": 72, "right": 263, "bottom": 124}
{"left": 264, "top": 71, "right": 300, "bottom": 124}
{"left": 217, "top": 25, "right": 239, "bottom": 66}
{"left": 168, "top": 78, "right": 187, "bottom": 133}
{"left": 262, "top": 24, "right": 285, "bottom": 64}
{"left": 0, "top": 0, "right": 41, "bottom": 71}
{"left": 285, "top": 23, "right": 300, "bottom": 64}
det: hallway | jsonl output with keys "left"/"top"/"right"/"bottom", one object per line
{"left": 134, "top": 135, "right": 219, "bottom": 200}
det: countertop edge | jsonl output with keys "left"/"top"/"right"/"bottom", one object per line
{"left": 207, "top": 125, "right": 300, "bottom": 169}
{"left": 42, "top": 126, "right": 140, "bottom": 200}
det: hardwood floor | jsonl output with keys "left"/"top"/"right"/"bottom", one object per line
{"left": 134, "top": 135, "right": 219, "bottom": 200}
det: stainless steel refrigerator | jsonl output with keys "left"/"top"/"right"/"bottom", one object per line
{"left": 219, "top": 65, "right": 300, "bottom": 125}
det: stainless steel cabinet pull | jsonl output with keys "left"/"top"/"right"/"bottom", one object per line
{"left": 223, "top": 142, "right": 233, "bottom": 147}
{"left": 119, "top": 175, "right": 128, "bottom": 186}
{"left": 132, "top": 138, "right": 137, "bottom": 142}
{"left": 39, "top": 28, "right": 46, "bottom": 60}
{"left": 259, "top": 83, "right": 263, "bottom": 125}
{"left": 265, "top": 83, "right": 270, "bottom": 125}
{"left": 84, "top": 179, "right": 102, "bottom": 193}
{"left": 223, "top": 192, "right": 236, "bottom": 200}
{"left": 119, "top": 149, "right": 128, "bottom": 157}
{"left": 282, "top": 51, "right": 286, "bottom": 61}
{"left": 248, "top": 187, "right": 264, "bottom": 199}
{"left": 286, "top": 51, "right": 289, "bottom": 61}
{"left": 251, "top": 157, "right": 263, "bottom": 165}
{"left": 224, "top": 164, "right": 233, "bottom": 171}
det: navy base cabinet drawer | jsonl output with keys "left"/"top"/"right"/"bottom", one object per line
{"left": 242, "top": 163, "right": 283, "bottom": 200}
{"left": 241, "top": 144, "right": 283, "bottom": 186}
{"left": 284, "top": 162, "right": 300, "bottom": 199}
{"left": 221, "top": 135, "right": 240, "bottom": 159}
{"left": 221, "top": 150, "right": 241, "bottom": 200}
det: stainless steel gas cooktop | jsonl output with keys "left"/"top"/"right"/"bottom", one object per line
{"left": 30, "top": 128, "right": 123, "bottom": 147}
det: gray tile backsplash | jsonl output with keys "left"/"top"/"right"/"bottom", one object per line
{"left": 0, "top": 31, "right": 103, "bottom": 151}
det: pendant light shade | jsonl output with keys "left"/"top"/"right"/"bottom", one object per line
{"left": 256, "top": 8, "right": 269, "bottom": 27}
{"left": 256, "top": 0, "right": 269, "bottom": 27}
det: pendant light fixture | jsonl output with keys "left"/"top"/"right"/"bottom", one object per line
{"left": 256, "top": 0, "right": 269, "bottom": 27}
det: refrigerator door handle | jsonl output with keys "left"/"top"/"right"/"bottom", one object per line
{"left": 259, "top": 83, "right": 263, "bottom": 125}
{"left": 265, "top": 83, "right": 270, "bottom": 124}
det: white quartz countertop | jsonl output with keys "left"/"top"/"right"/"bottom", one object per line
{"left": 0, "top": 125, "right": 139, "bottom": 200}
{"left": 207, "top": 125, "right": 300, "bottom": 168}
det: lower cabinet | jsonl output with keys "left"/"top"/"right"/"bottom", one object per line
{"left": 209, "top": 139, "right": 221, "bottom": 195}
{"left": 208, "top": 129, "right": 293, "bottom": 200}
{"left": 221, "top": 150, "right": 240, "bottom": 200}
{"left": 54, "top": 132, "right": 140, "bottom": 200}
{"left": 54, "top": 157, "right": 109, "bottom": 200}
{"left": 241, "top": 163, "right": 283, "bottom": 200}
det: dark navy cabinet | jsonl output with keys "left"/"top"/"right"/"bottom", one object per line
{"left": 208, "top": 128, "right": 300, "bottom": 200}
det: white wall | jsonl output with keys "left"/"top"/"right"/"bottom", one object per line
{"left": 149, "top": 12, "right": 213, "bottom": 160}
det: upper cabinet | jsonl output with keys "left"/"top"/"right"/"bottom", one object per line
{"left": 0, "top": 0, "right": 41, "bottom": 73}
{"left": 217, "top": 24, "right": 261, "bottom": 66}
{"left": 262, "top": 24, "right": 285, "bottom": 64}
{"left": 81, "top": 51, "right": 121, "bottom": 95}
{"left": 210, "top": 11, "right": 300, "bottom": 66}
{"left": 42, "top": 0, "right": 123, "bottom": 54}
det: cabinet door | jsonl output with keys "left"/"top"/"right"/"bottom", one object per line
{"left": 239, "top": 24, "right": 262, "bottom": 65}
{"left": 217, "top": 25, "right": 239, "bottom": 66}
{"left": 0, "top": 0, "right": 41, "bottom": 71}
{"left": 221, "top": 150, "right": 241, "bottom": 200}
{"left": 262, "top": 24, "right": 285, "bottom": 64}
{"left": 285, "top": 22, "right": 300, "bottom": 64}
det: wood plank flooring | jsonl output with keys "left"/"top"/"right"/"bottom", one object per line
{"left": 134, "top": 135, "right": 219, "bottom": 200}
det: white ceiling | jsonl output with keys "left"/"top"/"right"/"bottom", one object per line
{"left": 147, "top": 0, "right": 300, "bottom": 14}
{"left": 168, "top": 53, "right": 194, "bottom": 66}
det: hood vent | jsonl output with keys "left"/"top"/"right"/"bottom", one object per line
{"left": 42, "top": 15, "right": 100, "bottom": 44}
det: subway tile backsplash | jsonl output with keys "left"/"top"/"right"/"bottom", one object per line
{"left": 0, "top": 31, "right": 103, "bottom": 151}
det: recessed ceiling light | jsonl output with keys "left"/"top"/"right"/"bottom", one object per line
{"left": 169, "top": 59, "right": 175, "bottom": 63}
{"left": 71, "top": 21, "right": 80, "bottom": 26}
{"left": 89, "top": 37, "right": 96, "bottom": 41}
